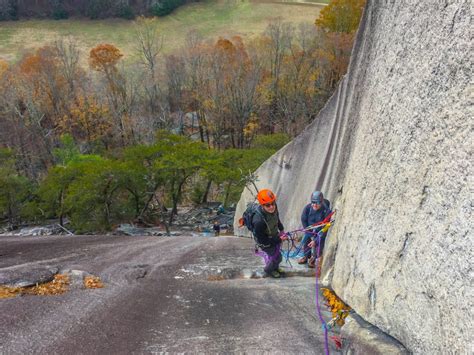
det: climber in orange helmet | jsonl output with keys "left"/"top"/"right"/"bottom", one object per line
{"left": 243, "top": 189, "right": 287, "bottom": 278}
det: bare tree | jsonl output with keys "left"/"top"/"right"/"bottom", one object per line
{"left": 53, "top": 36, "right": 81, "bottom": 95}
{"left": 134, "top": 16, "right": 163, "bottom": 119}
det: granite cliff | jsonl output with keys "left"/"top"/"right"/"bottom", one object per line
{"left": 235, "top": 0, "right": 471, "bottom": 353}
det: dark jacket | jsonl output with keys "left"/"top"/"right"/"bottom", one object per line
{"left": 252, "top": 205, "right": 284, "bottom": 248}
{"left": 301, "top": 199, "right": 331, "bottom": 229}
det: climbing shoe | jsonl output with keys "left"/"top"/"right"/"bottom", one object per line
{"left": 298, "top": 256, "right": 308, "bottom": 264}
{"left": 269, "top": 270, "right": 281, "bottom": 278}
{"left": 308, "top": 257, "right": 316, "bottom": 269}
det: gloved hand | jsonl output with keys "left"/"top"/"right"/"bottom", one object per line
{"left": 279, "top": 231, "right": 289, "bottom": 241}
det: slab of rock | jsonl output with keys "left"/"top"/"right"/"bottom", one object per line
{"left": 0, "top": 266, "right": 59, "bottom": 287}
{"left": 341, "top": 313, "right": 409, "bottom": 355}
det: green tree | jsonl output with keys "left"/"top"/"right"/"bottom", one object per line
{"left": 53, "top": 134, "right": 80, "bottom": 166}
{"left": 64, "top": 156, "right": 128, "bottom": 232}
{"left": 0, "top": 149, "right": 33, "bottom": 227}
{"left": 38, "top": 154, "right": 100, "bottom": 227}
{"left": 121, "top": 143, "right": 168, "bottom": 224}
{"left": 154, "top": 131, "right": 210, "bottom": 224}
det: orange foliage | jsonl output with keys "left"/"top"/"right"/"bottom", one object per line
{"left": 215, "top": 36, "right": 249, "bottom": 66}
{"left": 17, "top": 47, "right": 68, "bottom": 121}
{"left": 0, "top": 274, "right": 70, "bottom": 299}
{"left": 89, "top": 44, "right": 123, "bottom": 72}
{"left": 322, "top": 288, "right": 351, "bottom": 326}
{"left": 84, "top": 276, "right": 104, "bottom": 289}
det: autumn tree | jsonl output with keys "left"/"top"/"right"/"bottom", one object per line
{"left": 58, "top": 95, "right": 113, "bottom": 148}
{"left": 315, "top": 0, "right": 366, "bottom": 33}
{"left": 89, "top": 44, "right": 130, "bottom": 145}
{"left": 2, "top": 47, "right": 71, "bottom": 175}
{"left": 315, "top": 0, "right": 365, "bottom": 91}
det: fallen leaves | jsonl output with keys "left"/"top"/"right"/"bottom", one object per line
{"left": 84, "top": 276, "right": 104, "bottom": 289}
{"left": 322, "top": 287, "right": 351, "bottom": 326}
{"left": 0, "top": 274, "right": 70, "bottom": 299}
{"left": 25, "top": 274, "right": 70, "bottom": 296}
{"left": 0, "top": 273, "right": 105, "bottom": 298}
{"left": 0, "top": 286, "right": 22, "bottom": 299}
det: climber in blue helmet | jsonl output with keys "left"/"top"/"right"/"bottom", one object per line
{"left": 299, "top": 191, "right": 332, "bottom": 268}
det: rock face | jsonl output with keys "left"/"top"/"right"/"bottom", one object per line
{"left": 235, "top": 0, "right": 471, "bottom": 353}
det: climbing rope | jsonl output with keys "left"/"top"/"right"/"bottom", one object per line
{"left": 280, "top": 211, "right": 336, "bottom": 355}
{"left": 315, "top": 226, "right": 330, "bottom": 355}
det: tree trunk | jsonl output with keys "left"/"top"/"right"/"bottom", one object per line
{"left": 201, "top": 180, "right": 212, "bottom": 204}
{"left": 223, "top": 181, "right": 233, "bottom": 208}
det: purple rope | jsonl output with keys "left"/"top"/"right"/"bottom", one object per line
{"left": 314, "top": 230, "right": 330, "bottom": 355}
{"left": 255, "top": 243, "right": 281, "bottom": 264}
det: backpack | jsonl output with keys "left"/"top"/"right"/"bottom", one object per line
{"left": 239, "top": 202, "right": 261, "bottom": 232}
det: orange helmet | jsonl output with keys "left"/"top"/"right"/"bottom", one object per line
{"left": 257, "top": 189, "right": 276, "bottom": 205}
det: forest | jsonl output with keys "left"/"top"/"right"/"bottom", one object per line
{"left": 0, "top": 0, "right": 191, "bottom": 20}
{"left": 0, "top": 0, "right": 366, "bottom": 232}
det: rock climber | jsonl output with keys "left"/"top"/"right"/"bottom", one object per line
{"left": 299, "top": 191, "right": 331, "bottom": 268}
{"left": 252, "top": 189, "right": 288, "bottom": 278}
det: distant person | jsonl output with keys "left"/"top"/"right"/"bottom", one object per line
{"left": 213, "top": 221, "right": 221, "bottom": 236}
{"left": 251, "top": 189, "right": 288, "bottom": 278}
{"left": 299, "top": 191, "right": 331, "bottom": 268}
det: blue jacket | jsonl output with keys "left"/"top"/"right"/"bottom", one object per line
{"left": 301, "top": 199, "right": 331, "bottom": 231}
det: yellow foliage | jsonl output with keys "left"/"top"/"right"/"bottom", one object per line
{"left": 322, "top": 288, "right": 351, "bottom": 326}
{"left": 244, "top": 114, "right": 259, "bottom": 137}
{"left": 315, "top": 0, "right": 366, "bottom": 33}
{"left": 0, "top": 59, "right": 8, "bottom": 77}
{"left": 59, "top": 95, "right": 113, "bottom": 143}
{"left": 203, "top": 99, "right": 216, "bottom": 110}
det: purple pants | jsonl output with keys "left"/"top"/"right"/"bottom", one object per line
{"left": 256, "top": 244, "right": 282, "bottom": 273}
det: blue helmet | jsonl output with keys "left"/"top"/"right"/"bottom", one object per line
{"left": 311, "top": 191, "right": 323, "bottom": 204}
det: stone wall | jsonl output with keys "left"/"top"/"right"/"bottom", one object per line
{"left": 234, "top": 0, "right": 472, "bottom": 353}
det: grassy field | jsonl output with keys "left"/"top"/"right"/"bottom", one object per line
{"left": 0, "top": 0, "right": 324, "bottom": 63}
